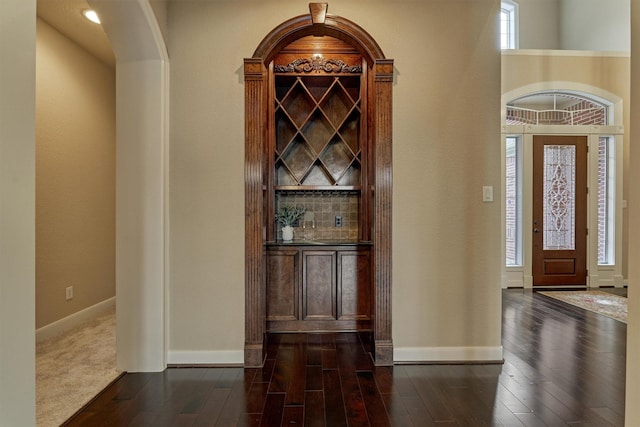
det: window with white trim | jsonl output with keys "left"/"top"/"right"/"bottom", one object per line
{"left": 506, "top": 136, "right": 522, "bottom": 266}
{"left": 598, "top": 136, "right": 615, "bottom": 265}
{"left": 501, "top": 1, "right": 518, "bottom": 49}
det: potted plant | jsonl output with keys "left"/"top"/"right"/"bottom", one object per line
{"left": 275, "top": 205, "right": 306, "bottom": 241}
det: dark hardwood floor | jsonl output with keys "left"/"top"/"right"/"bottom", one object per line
{"left": 65, "top": 289, "right": 627, "bottom": 426}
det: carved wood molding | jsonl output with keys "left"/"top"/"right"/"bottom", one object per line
{"left": 252, "top": 12, "right": 385, "bottom": 66}
{"left": 274, "top": 57, "right": 362, "bottom": 74}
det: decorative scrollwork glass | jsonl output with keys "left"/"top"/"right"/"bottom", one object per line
{"left": 543, "top": 145, "right": 576, "bottom": 250}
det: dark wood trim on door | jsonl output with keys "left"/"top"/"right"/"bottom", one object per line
{"left": 243, "top": 58, "right": 268, "bottom": 368}
{"left": 372, "top": 59, "right": 394, "bottom": 365}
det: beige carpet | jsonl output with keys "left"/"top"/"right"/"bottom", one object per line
{"left": 539, "top": 290, "right": 627, "bottom": 323}
{"left": 36, "top": 307, "right": 120, "bottom": 426}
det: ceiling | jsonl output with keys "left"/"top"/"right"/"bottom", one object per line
{"left": 37, "top": 0, "right": 115, "bottom": 68}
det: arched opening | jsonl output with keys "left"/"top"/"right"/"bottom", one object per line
{"left": 502, "top": 87, "right": 624, "bottom": 289}
{"left": 244, "top": 3, "right": 393, "bottom": 367}
{"left": 89, "top": 0, "right": 169, "bottom": 372}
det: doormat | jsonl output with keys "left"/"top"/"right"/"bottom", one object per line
{"left": 538, "top": 290, "right": 627, "bottom": 323}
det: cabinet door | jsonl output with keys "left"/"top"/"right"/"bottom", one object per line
{"left": 266, "top": 249, "right": 299, "bottom": 321}
{"left": 302, "top": 250, "right": 336, "bottom": 321}
{"left": 337, "top": 249, "right": 371, "bottom": 320}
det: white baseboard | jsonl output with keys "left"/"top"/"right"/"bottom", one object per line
{"left": 394, "top": 346, "right": 504, "bottom": 364}
{"left": 167, "top": 350, "right": 244, "bottom": 366}
{"left": 36, "top": 296, "right": 116, "bottom": 343}
{"left": 169, "top": 346, "right": 503, "bottom": 366}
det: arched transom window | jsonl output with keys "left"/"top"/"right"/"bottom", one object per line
{"left": 506, "top": 92, "right": 609, "bottom": 126}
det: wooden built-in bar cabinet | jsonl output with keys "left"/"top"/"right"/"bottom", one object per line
{"left": 244, "top": 3, "right": 393, "bottom": 367}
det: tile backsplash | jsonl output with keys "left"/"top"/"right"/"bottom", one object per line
{"left": 275, "top": 192, "right": 359, "bottom": 241}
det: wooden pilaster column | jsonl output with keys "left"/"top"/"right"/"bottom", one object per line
{"left": 373, "top": 59, "right": 394, "bottom": 366}
{"left": 244, "top": 58, "right": 266, "bottom": 367}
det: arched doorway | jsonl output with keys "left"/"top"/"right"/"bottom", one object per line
{"left": 89, "top": 0, "right": 169, "bottom": 372}
{"left": 502, "top": 87, "right": 624, "bottom": 289}
{"left": 244, "top": 3, "right": 394, "bottom": 367}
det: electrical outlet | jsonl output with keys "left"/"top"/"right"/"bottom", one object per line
{"left": 65, "top": 286, "right": 73, "bottom": 301}
{"left": 335, "top": 215, "right": 342, "bottom": 227}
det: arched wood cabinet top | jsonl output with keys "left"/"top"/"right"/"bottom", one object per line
{"left": 252, "top": 12, "right": 386, "bottom": 65}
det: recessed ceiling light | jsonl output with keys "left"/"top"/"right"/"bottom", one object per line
{"left": 82, "top": 9, "right": 101, "bottom": 25}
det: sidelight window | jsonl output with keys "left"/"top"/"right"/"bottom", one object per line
{"left": 506, "top": 136, "right": 522, "bottom": 266}
{"left": 598, "top": 136, "right": 615, "bottom": 265}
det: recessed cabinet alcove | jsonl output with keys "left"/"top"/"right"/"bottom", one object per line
{"left": 244, "top": 3, "right": 393, "bottom": 367}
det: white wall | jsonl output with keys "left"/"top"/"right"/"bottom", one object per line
{"left": 0, "top": 0, "right": 36, "bottom": 425}
{"left": 514, "top": 0, "right": 630, "bottom": 51}
{"left": 560, "top": 0, "right": 630, "bottom": 51}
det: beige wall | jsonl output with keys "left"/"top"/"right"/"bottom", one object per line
{"left": 0, "top": 0, "right": 36, "bottom": 423}
{"left": 626, "top": 3, "right": 640, "bottom": 424}
{"left": 502, "top": 53, "right": 630, "bottom": 97}
{"left": 502, "top": 51, "right": 631, "bottom": 279}
{"left": 167, "top": 0, "right": 502, "bottom": 355}
{"left": 517, "top": 0, "right": 561, "bottom": 49}
{"left": 35, "top": 18, "right": 115, "bottom": 328}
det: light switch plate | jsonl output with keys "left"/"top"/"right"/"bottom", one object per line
{"left": 482, "top": 186, "right": 493, "bottom": 202}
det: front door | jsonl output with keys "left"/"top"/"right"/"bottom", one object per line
{"left": 532, "top": 135, "right": 587, "bottom": 286}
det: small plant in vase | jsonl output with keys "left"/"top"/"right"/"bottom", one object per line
{"left": 275, "top": 205, "right": 306, "bottom": 241}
